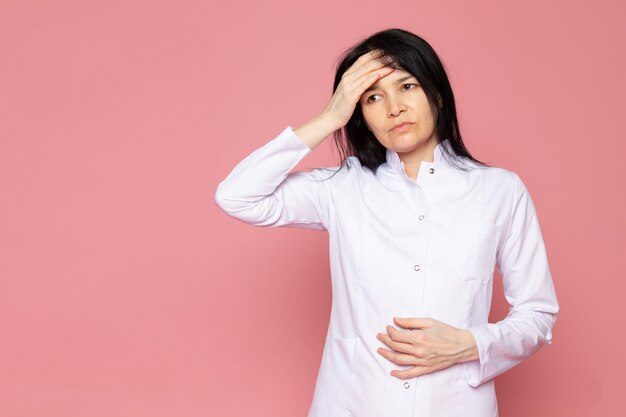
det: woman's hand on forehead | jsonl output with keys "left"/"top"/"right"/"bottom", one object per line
{"left": 320, "top": 50, "right": 395, "bottom": 129}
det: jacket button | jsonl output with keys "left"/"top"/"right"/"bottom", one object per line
{"left": 414, "top": 264, "right": 421, "bottom": 271}
{"left": 429, "top": 168, "right": 435, "bottom": 174}
{"left": 418, "top": 215, "right": 425, "bottom": 220}
{"left": 404, "top": 381, "right": 410, "bottom": 389}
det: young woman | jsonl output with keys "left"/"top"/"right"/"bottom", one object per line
{"left": 214, "top": 28, "right": 559, "bottom": 417}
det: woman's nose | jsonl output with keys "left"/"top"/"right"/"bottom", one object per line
{"left": 387, "top": 96, "right": 406, "bottom": 117}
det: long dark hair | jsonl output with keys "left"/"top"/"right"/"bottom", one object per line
{"left": 324, "top": 28, "right": 489, "bottom": 177}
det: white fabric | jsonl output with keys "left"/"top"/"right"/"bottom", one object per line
{"left": 214, "top": 126, "right": 559, "bottom": 417}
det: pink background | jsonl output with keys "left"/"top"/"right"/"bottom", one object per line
{"left": 1, "top": 0, "right": 624, "bottom": 416}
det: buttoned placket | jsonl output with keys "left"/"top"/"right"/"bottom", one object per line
{"left": 382, "top": 142, "right": 446, "bottom": 410}
{"left": 385, "top": 140, "right": 446, "bottom": 266}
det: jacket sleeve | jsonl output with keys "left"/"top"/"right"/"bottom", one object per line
{"left": 214, "top": 126, "right": 333, "bottom": 231}
{"left": 462, "top": 172, "right": 560, "bottom": 387}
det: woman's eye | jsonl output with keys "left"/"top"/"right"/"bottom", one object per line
{"left": 366, "top": 84, "right": 418, "bottom": 103}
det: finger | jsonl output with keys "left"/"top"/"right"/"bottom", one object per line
{"left": 358, "top": 65, "right": 396, "bottom": 85}
{"left": 393, "top": 317, "right": 435, "bottom": 330}
{"left": 391, "top": 365, "right": 431, "bottom": 379}
{"left": 354, "top": 49, "right": 386, "bottom": 67}
{"left": 344, "top": 57, "right": 391, "bottom": 83}
{"left": 343, "top": 49, "right": 388, "bottom": 79}
{"left": 377, "top": 347, "right": 423, "bottom": 366}
{"left": 377, "top": 331, "right": 414, "bottom": 354}
{"left": 349, "top": 66, "right": 395, "bottom": 100}
{"left": 335, "top": 66, "right": 393, "bottom": 108}
{"left": 386, "top": 324, "right": 419, "bottom": 344}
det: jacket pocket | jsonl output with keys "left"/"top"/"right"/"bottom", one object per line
{"left": 449, "top": 221, "right": 499, "bottom": 285}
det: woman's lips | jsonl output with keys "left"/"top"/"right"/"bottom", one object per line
{"left": 390, "top": 122, "right": 414, "bottom": 132}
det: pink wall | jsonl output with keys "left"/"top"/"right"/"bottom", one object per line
{"left": 1, "top": 0, "right": 623, "bottom": 416}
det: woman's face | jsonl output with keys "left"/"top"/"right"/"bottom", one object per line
{"left": 358, "top": 66, "right": 439, "bottom": 155}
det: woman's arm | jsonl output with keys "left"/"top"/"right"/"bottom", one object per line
{"left": 462, "top": 172, "right": 560, "bottom": 387}
{"left": 214, "top": 114, "right": 339, "bottom": 230}
{"left": 214, "top": 49, "right": 396, "bottom": 231}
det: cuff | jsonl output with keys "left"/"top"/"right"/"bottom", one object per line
{"left": 286, "top": 126, "right": 314, "bottom": 152}
{"left": 462, "top": 325, "right": 489, "bottom": 387}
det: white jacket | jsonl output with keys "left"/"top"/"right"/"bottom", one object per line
{"left": 214, "top": 126, "right": 559, "bottom": 417}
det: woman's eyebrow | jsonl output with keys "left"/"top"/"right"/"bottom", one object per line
{"left": 363, "top": 75, "right": 416, "bottom": 93}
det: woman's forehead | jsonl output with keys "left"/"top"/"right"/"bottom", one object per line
{"left": 381, "top": 68, "right": 417, "bottom": 83}
{"left": 379, "top": 64, "right": 412, "bottom": 76}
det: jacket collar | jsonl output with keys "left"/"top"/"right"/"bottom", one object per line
{"left": 384, "top": 138, "right": 454, "bottom": 173}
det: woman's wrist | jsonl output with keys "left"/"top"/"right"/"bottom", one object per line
{"left": 292, "top": 112, "right": 342, "bottom": 151}
{"left": 457, "top": 329, "right": 480, "bottom": 363}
